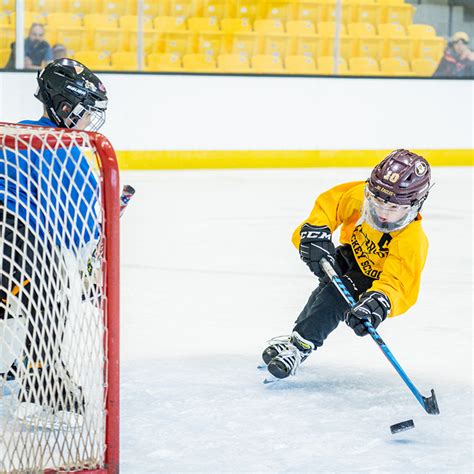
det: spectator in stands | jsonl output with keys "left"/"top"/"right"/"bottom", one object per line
{"left": 6, "top": 23, "right": 53, "bottom": 70}
{"left": 434, "top": 31, "right": 474, "bottom": 78}
{"left": 52, "top": 44, "right": 68, "bottom": 61}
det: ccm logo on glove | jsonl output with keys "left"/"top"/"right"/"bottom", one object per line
{"left": 299, "top": 224, "right": 336, "bottom": 278}
{"left": 345, "top": 291, "right": 391, "bottom": 337}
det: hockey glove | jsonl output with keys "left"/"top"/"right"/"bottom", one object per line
{"left": 299, "top": 224, "right": 336, "bottom": 278}
{"left": 345, "top": 291, "right": 391, "bottom": 337}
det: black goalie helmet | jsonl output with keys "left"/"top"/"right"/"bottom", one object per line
{"left": 35, "top": 58, "right": 108, "bottom": 132}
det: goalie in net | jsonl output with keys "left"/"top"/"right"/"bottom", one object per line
{"left": 0, "top": 58, "right": 108, "bottom": 429}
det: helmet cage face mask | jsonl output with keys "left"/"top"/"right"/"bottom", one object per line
{"left": 63, "top": 100, "right": 107, "bottom": 132}
{"left": 363, "top": 186, "right": 419, "bottom": 233}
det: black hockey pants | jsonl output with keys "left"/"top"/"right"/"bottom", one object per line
{"left": 293, "top": 245, "right": 374, "bottom": 348}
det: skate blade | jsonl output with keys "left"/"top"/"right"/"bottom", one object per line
{"left": 257, "top": 364, "right": 267, "bottom": 370}
{"left": 263, "top": 374, "right": 281, "bottom": 384}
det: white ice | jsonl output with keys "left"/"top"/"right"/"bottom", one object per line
{"left": 120, "top": 167, "right": 473, "bottom": 473}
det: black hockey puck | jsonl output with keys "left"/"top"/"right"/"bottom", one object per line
{"left": 390, "top": 419, "right": 415, "bottom": 434}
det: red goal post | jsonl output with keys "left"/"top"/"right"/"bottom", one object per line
{"left": 0, "top": 123, "right": 120, "bottom": 473}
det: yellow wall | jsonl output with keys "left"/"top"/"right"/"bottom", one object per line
{"left": 117, "top": 149, "right": 473, "bottom": 170}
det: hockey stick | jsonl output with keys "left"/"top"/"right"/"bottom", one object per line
{"left": 120, "top": 184, "right": 135, "bottom": 217}
{"left": 320, "top": 257, "right": 440, "bottom": 415}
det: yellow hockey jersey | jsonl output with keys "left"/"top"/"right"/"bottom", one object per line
{"left": 292, "top": 181, "right": 429, "bottom": 317}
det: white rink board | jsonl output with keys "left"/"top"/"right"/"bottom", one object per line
{"left": 119, "top": 167, "right": 472, "bottom": 473}
{"left": 1, "top": 72, "right": 473, "bottom": 151}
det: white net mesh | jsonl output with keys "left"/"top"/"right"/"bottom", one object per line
{"left": 0, "top": 124, "right": 116, "bottom": 473}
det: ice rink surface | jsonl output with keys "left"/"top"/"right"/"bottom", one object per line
{"left": 119, "top": 167, "right": 472, "bottom": 473}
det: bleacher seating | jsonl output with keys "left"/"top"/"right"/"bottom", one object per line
{"left": 0, "top": 0, "right": 447, "bottom": 76}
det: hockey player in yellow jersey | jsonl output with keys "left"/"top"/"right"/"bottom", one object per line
{"left": 262, "top": 149, "right": 432, "bottom": 379}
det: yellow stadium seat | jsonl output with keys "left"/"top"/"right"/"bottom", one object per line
{"left": 154, "top": 16, "right": 187, "bottom": 32}
{"left": 217, "top": 53, "right": 251, "bottom": 72}
{"left": 63, "top": 0, "right": 96, "bottom": 16}
{"left": 380, "top": 57, "right": 412, "bottom": 76}
{"left": 378, "top": 22, "right": 406, "bottom": 37}
{"left": 0, "top": 48, "right": 11, "bottom": 68}
{"left": 415, "top": 37, "right": 445, "bottom": 61}
{"left": 251, "top": 54, "right": 284, "bottom": 73}
{"left": 411, "top": 57, "right": 437, "bottom": 77}
{"left": 320, "top": 35, "right": 353, "bottom": 60}
{"left": 262, "top": 34, "right": 291, "bottom": 59}
{"left": 182, "top": 53, "right": 217, "bottom": 72}
{"left": 293, "top": 34, "right": 324, "bottom": 59}
{"left": 119, "top": 15, "right": 153, "bottom": 30}
{"left": 234, "top": 0, "right": 259, "bottom": 21}
{"left": 73, "top": 50, "right": 112, "bottom": 69}
{"left": 407, "top": 24, "right": 444, "bottom": 61}
{"left": 286, "top": 20, "right": 316, "bottom": 35}
{"left": 229, "top": 32, "right": 259, "bottom": 57}
{"left": 326, "top": 0, "right": 358, "bottom": 25}
{"left": 254, "top": 19, "right": 285, "bottom": 34}
{"left": 353, "top": 0, "right": 380, "bottom": 26}
{"left": 202, "top": 0, "right": 232, "bottom": 20}
{"left": 294, "top": 1, "right": 331, "bottom": 24}
{"left": 318, "top": 21, "right": 347, "bottom": 36}
{"left": 147, "top": 52, "right": 183, "bottom": 71}
{"left": 407, "top": 24, "right": 436, "bottom": 38}
{"left": 317, "top": 56, "right": 348, "bottom": 74}
{"left": 99, "top": 0, "right": 127, "bottom": 18}
{"left": 347, "top": 21, "right": 376, "bottom": 37}
{"left": 169, "top": 0, "right": 199, "bottom": 20}
{"left": 196, "top": 32, "right": 224, "bottom": 57}
{"left": 47, "top": 13, "right": 82, "bottom": 28}
{"left": 91, "top": 28, "right": 122, "bottom": 54}
{"left": 379, "top": 0, "right": 415, "bottom": 27}
{"left": 349, "top": 56, "right": 380, "bottom": 75}
{"left": 111, "top": 51, "right": 138, "bottom": 70}
{"left": 26, "top": 0, "right": 61, "bottom": 15}
{"left": 188, "top": 17, "right": 219, "bottom": 32}
{"left": 379, "top": 23, "right": 411, "bottom": 61}
{"left": 0, "top": 26, "right": 14, "bottom": 49}
{"left": 83, "top": 14, "right": 118, "bottom": 29}
{"left": 0, "top": 0, "right": 15, "bottom": 14}
{"left": 348, "top": 22, "right": 382, "bottom": 59}
{"left": 259, "top": 0, "right": 293, "bottom": 22}
{"left": 55, "top": 27, "right": 87, "bottom": 55}
{"left": 285, "top": 55, "right": 317, "bottom": 74}
{"left": 142, "top": 1, "right": 167, "bottom": 19}
{"left": 0, "top": 13, "right": 10, "bottom": 26}
{"left": 220, "top": 18, "right": 252, "bottom": 33}
{"left": 124, "top": 30, "right": 157, "bottom": 54}
{"left": 11, "top": 11, "right": 47, "bottom": 29}
{"left": 156, "top": 31, "right": 194, "bottom": 56}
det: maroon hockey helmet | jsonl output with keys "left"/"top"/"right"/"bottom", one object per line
{"left": 363, "top": 150, "right": 431, "bottom": 232}
{"left": 368, "top": 149, "right": 431, "bottom": 206}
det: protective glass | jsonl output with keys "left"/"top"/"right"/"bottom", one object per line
{"left": 362, "top": 186, "right": 418, "bottom": 233}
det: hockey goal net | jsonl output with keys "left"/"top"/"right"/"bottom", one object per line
{"left": 0, "top": 123, "right": 120, "bottom": 473}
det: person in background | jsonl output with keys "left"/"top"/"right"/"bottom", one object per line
{"left": 52, "top": 44, "right": 67, "bottom": 61}
{"left": 6, "top": 23, "right": 53, "bottom": 70}
{"left": 434, "top": 31, "right": 474, "bottom": 78}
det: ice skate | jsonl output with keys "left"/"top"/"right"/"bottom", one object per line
{"left": 266, "top": 332, "right": 314, "bottom": 379}
{"left": 261, "top": 335, "right": 292, "bottom": 365}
